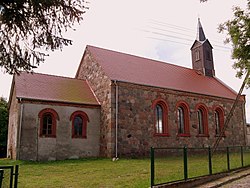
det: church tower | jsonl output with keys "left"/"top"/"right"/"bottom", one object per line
{"left": 191, "top": 18, "right": 215, "bottom": 77}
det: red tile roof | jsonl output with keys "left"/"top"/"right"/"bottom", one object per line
{"left": 14, "top": 72, "right": 99, "bottom": 105}
{"left": 87, "top": 45, "right": 238, "bottom": 100}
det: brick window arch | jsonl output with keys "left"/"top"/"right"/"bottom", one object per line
{"left": 152, "top": 99, "right": 169, "bottom": 136}
{"left": 176, "top": 101, "right": 190, "bottom": 137}
{"left": 70, "top": 111, "right": 89, "bottom": 138}
{"left": 195, "top": 104, "right": 209, "bottom": 137}
{"left": 214, "top": 106, "right": 225, "bottom": 137}
{"left": 38, "top": 108, "right": 59, "bottom": 137}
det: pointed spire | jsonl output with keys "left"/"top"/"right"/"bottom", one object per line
{"left": 196, "top": 18, "right": 206, "bottom": 41}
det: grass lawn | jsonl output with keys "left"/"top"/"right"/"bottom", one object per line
{"left": 0, "top": 158, "right": 150, "bottom": 188}
{"left": 0, "top": 149, "right": 250, "bottom": 187}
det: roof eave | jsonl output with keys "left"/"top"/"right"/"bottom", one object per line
{"left": 16, "top": 97, "right": 101, "bottom": 107}
{"left": 111, "top": 79, "right": 238, "bottom": 101}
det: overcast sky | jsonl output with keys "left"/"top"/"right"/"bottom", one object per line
{"left": 1, "top": 0, "right": 249, "bottom": 120}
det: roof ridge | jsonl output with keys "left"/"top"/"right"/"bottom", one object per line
{"left": 87, "top": 45, "right": 193, "bottom": 72}
{"left": 21, "top": 71, "right": 86, "bottom": 82}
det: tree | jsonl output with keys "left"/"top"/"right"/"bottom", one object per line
{"left": 218, "top": 1, "right": 250, "bottom": 85}
{"left": 211, "top": 1, "right": 250, "bottom": 152}
{"left": 0, "top": 0, "right": 87, "bottom": 74}
{"left": 0, "top": 97, "right": 8, "bottom": 147}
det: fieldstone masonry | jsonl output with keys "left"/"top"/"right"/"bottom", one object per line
{"left": 113, "top": 82, "right": 246, "bottom": 157}
{"left": 76, "top": 50, "right": 113, "bottom": 157}
{"left": 76, "top": 49, "right": 246, "bottom": 158}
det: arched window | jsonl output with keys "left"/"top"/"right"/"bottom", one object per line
{"left": 197, "top": 109, "right": 204, "bottom": 134}
{"left": 196, "top": 104, "right": 209, "bottom": 136}
{"left": 177, "top": 107, "right": 185, "bottom": 134}
{"left": 152, "top": 99, "right": 169, "bottom": 136}
{"left": 38, "top": 108, "right": 59, "bottom": 137}
{"left": 176, "top": 101, "right": 190, "bottom": 136}
{"left": 70, "top": 111, "right": 89, "bottom": 138}
{"left": 214, "top": 106, "right": 225, "bottom": 136}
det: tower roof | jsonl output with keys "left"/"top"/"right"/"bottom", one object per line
{"left": 197, "top": 18, "right": 206, "bottom": 41}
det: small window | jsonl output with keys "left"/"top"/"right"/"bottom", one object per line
{"left": 70, "top": 111, "right": 89, "bottom": 138}
{"left": 152, "top": 99, "right": 169, "bottom": 136}
{"left": 196, "top": 104, "right": 209, "bottom": 137}
{"left": 155, "top": 105, "right": 163, "bottom": 134}
{"left": 214, "top": 107, "right": 225, "bottom": 137}
{"left": 73, "top": 115, "right": 84, "bottom": 137}
{"left": 177, "top": 107, "right": 185, "bottom": 134}
{"left": 215, "top": 111, "right": 220, "bottom": 135}
{"left": 176, "top": 101, "right": 190, "bottom": 136}
{"left": 197, "top": 109, "right": 204, "bottom": 134}
{"left": 42, "top": 113, "right": 53, "bottom": 135}
{"left": 38, "top": 108, "right": 59, "bottom": 137}
{"left": 195, "top": 50, "right": 200, "bottom": 61}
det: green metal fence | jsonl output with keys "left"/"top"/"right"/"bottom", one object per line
{"left": 150, "top": 146, "right": 250, "bottom": 187}
{"left": 0, "top": 165, "right": 19, "bottom": 188}
{"left": 0, "top": 169, "right": 4, "bottom": 188}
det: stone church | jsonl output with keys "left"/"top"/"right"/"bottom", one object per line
{"left": 7, "top": 20, "right": 247, "bottom": 161}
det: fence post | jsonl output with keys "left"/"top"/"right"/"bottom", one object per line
{"left": 208, "top": 146, "right": 212, "bottom": 175}
{"left": 0, "top": 169, "right": 4, "bottom": 188}
{"left": 240, "top": 146, "right": 244, "bottom": 167}
{"left": 14, "top": 165, "right": 19, "bottom": 188}
{"left": 10, "top": 166, "right": 14, "bottom": 188}
{"left": 183, "top": 146, "right": 188, "bottom": 181}
{"left": 150, "top": 147, "right": 155, "bottom": 187}
{"left": 226, "top": 147, "right": 230, "bottom": 171}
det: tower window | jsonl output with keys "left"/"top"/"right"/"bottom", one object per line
{"left": 195, "top": 50, "right": 200, "bottom": 61}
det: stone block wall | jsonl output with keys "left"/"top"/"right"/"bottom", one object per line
{"left": 76, "top": 49, "right": 113, "bottom": 157}
{"left": 113, "top": 81, "right": 246, "bottom": 157}
{"left": 7, "top": 87, "right": 20, "bottom": 159}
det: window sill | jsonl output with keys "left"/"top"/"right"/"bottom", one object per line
{"left": 154, "top": 133, "right": 170, "bottom": 137}
{"left": 177, "top": 133, "right": 191, "bottom": 137}
{"left": 72, "top": 136, "right": 87, "bottom": 139}
{"left": 196, "top": 134, "right": 209, "bottom": 137}
{"left": 40, "top": 135, "right": 56, "bottom": 138}
{"left": 215, "top": 134, "right": 226, "bottom": 137}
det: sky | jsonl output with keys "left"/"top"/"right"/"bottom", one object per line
{"left": 0, "top": 0, "right": 249, "bottom": 120}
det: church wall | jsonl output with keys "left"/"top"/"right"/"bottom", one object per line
{"left": 19, "top": 103, "right": 100, "bottom": 161}
{"left": 113, "top": 81, "right": 246, "bottom": 157}
{"left": 7, "top": 87, "right": 20, "bottom": 159}
{"left": 76, "top": 50, "right": 113, "bottom": 157}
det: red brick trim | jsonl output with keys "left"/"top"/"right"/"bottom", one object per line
{"left": 38, "top": 108, "right": 59, "bottom": 138}
{"left": 195, "top": 103, "right": 209, "bottom": 137}
{"left": 152, "top": 98, "right": 169, "bottom": 136}
{"left": 176, "top": 101, "right": 190, "bottom": 136}
{"left": 70, "top": 111, "right": 89, "bottom": 139}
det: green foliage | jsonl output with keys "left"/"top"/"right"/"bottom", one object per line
{"left": 0, "top": 97, "right": 8, "bottom": 146}
{"left": 218, "top": 1, "right": 250, "bottom": 85}
{"left": 0, "top": 0, "right": 87, "bottom": 74}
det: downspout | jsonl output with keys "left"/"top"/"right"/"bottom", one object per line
{"left": 17, "top": 98, "right": 23, "bottom": 160}
{"left": 114, "top": 80, "right": 119, "bottom": 159}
